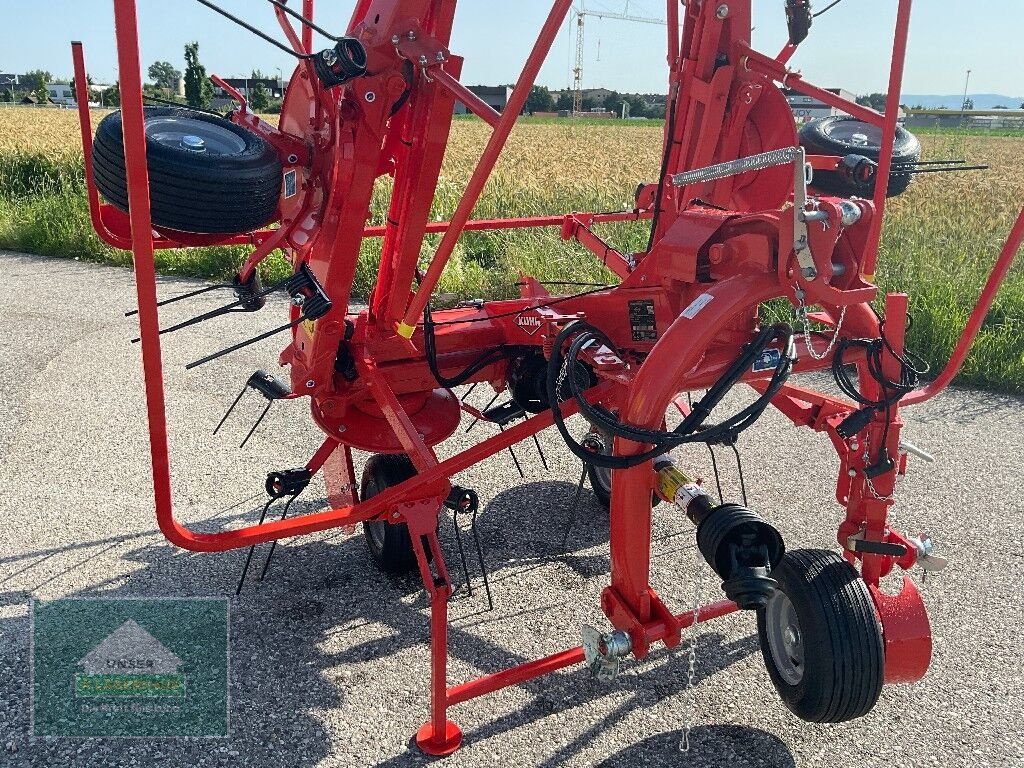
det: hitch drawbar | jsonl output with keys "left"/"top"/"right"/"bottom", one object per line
{"left": 654, "top": 456, "right": 785, "bottom": 609}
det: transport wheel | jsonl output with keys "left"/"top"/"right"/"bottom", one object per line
{"left": 757, "top": 549, "right": 884, "bottom": 722}
{"left": 799, "top": 116, "right": 920, "bottom": 197}
{"left": 584, "top": 426, "right": 658, "bottom": 510}
{"left": 361, "top": 454, "right": 431, "bottom": 575}
{"left": 91, "top": 107, "right": 282, "bottom": 234}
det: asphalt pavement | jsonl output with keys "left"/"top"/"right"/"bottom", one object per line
{"left": 0, "top": 249, "right": 1021, "bottom": 767}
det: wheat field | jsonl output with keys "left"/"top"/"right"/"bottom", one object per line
{"left": 0, "top": 107, "right": 1022, "bottom": 389}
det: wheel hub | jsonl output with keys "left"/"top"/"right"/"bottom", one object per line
{"left": 766, "top": 590, "right": 804, "bottom": 685}
{"left": 181, "top": 134, "right": 206, "bottom": 152}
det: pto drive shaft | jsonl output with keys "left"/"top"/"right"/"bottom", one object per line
{"left": 654, "top": 456, "right": 785, "bottom": 609}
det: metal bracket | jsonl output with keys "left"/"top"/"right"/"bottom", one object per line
{"left": 792, "top": 146, "right": 820, "bottom": 280}
{"left": 582, "top": 625, "right": 633, "bottom": 683}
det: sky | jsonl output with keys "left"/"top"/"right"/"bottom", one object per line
{"left": 0, "top": 1, "right": 1020, "bottom": 98}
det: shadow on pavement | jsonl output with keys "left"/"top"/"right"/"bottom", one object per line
{"left": 598, "top": 725, "right": 796, "bottom": 768}
{"left": 3, "top": 478, "right": 756, "bottom": 767}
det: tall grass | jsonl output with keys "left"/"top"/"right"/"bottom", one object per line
{"left": 0, "top": 125, "right": 1021, "bottom": 392}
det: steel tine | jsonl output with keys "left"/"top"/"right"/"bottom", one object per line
{"left": 532, "top": 433, "right": 549, "bottom": 471}
{"left": 469, "top": 504, "right": 493, "bottom": 611}
{"left": 499, "top": 425, "right": 525, "bottom": 478}
{"left": 705, "top": 444, "right": 725, "bottom": 505}
{"left": 560, "top": 463, "right": 589, "bottom": 553}
{"left": 236, "top": 496, "right": 276, "bottom": 594}
{"left": 214, "top": 383, "right": 249, "bottom": 436}
{"left": 239, "top": 401, "right": 274, "bottom": 449}
{"left": 466, "top": 390, "right": 501, "bottom": 433}
{"left": 450, "top": 505, "right": 474, "bottom": 598}
{"left": 730, "top": 443, "right": 748, "bottom": 506}
{"left": 258, "top": 492, "right": 301, "bottom": 581}
{"left": 460, "top": 381, "right": 479, "bottom": 403}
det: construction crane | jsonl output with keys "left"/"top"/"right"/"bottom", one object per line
{"left": 572, "top": 1, "right": 666, "bottom": 115}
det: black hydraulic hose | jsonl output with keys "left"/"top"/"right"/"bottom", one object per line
{"left": 546, "top": 322, "right": 796, "bottom": 469}
{"left": 423, "top": 304, "right": 510, "bottom": 389}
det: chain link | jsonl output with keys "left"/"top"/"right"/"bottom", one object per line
{"left": 678, "top": 565, "right": 703, "bottom": 752}
{"left": 794, "top": 288, "right": 847, "bottom": 361}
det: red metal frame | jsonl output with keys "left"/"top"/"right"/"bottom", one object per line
{"left": 73, "top": 0, "right": 1022, "bottom": 754}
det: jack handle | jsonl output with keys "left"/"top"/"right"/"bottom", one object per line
{"left": 903, "top": 207, "right": 1024, "bottom": 406}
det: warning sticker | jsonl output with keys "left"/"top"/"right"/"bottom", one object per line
{"left": 283, "top": 169, "right": 298, "bottom": 199}
{"left": 681, "top": 292, "right": 714, "bottom": 320}
{"left": 628, "top": 300, "right": 657, "bottom": 342}
{"left": 753, "top": 348, "right": 782, "bottom": 373}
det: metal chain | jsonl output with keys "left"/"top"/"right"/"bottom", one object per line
{"left": 794, "top": 288, "right": 846, "bottom": 360}
{"left": 678, "top": 565, "right": 703, "bottom": 752}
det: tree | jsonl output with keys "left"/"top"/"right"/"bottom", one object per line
{"left": 184, "top": 42, "right": 213, "bottom": 109}
{"left": 148, "top": 61, "right": 182, "bottom": 91}
{"left": 1, "top": 88, "right": 13, "bottom": 103}
{"left": 69, "top": 74, "right": 94, "bottom": 98}
{"left": 250, "top": 69, "right": 269, "bottom": 80}
{"left": 962, "top": 97, "right": 974, "bottom": 110}
{"left": 626, "top": 94, "right": 649, "bottom": 119}
{"left": 249, "top": 81, "right": 271, "bottom": 111}
{"left": 855, "top": 92, "right": 888, "bottom": 112}
{"left": 554, "top": 92, "right": 573, "bottom": 112}
{"left": 525, "top": 85, "right": 555, "bottom": 114}
{"left": 35, "top": 83, "right": 50, "bottom": 104}
{"left": 105, "top": 82, "right": 121, "bottom": 107}
{"left": 21, "top": 70, "right": 52, "bottom": 94}
{"left": 993, "top": 104, "right": 1008, "bottom": 109}
{"left": 602, "top": 91, "right": 623, "bottom": 113}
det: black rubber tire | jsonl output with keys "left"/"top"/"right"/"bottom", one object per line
{"left": 361, "top": 454, "right": 429, "bottom": 575}
{"left": 584, "top": 426, "right": 659, "bottom": 510}
{"left": 92, "top": 107, "right": 282, "bottom": 234}
{"left": 757, "top": 549, "right": 884, "bottom": 723}
{"left": 798, "top": 116, "right": 920, "bottom": 198}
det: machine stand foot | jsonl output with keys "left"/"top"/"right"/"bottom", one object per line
{"left": 416, "top": 720, "right": 463, "bottom": 756}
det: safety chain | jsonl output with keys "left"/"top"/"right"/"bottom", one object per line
{"left": 862, "top": 445, "right": 902, "bottom": 502}
{"left": 678, "top": 565, "right": 703, "bottom": 752}
{"left": 794, "top": 288, "right": 846, "bottom": 361}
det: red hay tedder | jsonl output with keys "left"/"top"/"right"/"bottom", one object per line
{"left": 72, "top": 0, "right": 1022, "bottom": 756}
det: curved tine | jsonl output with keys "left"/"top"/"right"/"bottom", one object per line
{"left": 258, "top": 491, "right": 303, "bottom": 581}
{"left": 272, "top": 0, "right": 311, "bottom": 55}
{"left": 267, "top": 0, "right": 339, "bottom": 42}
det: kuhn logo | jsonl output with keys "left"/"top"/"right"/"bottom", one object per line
{"left": 515, "top": 310, "right": 544, "bottom": 336}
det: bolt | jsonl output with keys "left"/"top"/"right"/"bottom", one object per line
{"left": 716, "top": 3, "right": 729, "bottom": 18}
{"left": 321, "top": 48, "right": 338, "bottom": 65}
{"left": 419, "top": 54, "right": 429, "bottom": 66}
{"left": 291, "top": 295, "right": 305, "bottom": 306}
{"left": 180, "top": 135, "right": 205, "bottom": 152}
{"left": 435, "top": 50, "right": 446, "bottom": 62}
{"left": 391, "top": 34, "right": 401, "bottom": 45}
{"left": 306, "top": 380, "right": 315, "bottom": 388}
{"left": 365, "top": 91, "right": 376, "bottom": 102}
{"left": 407, "top": 30, "right": 416, "bottom": 40}
{"left": 287, "top": 153, "right": 298, "bottom": 164}
{"left": 391, "top": 511, "right": 401, "bottom": 520}
{"left": 850, "top": 441, "right": 860, "bottom": 451}
{"left": 848, "top": 468, "right": 857, "bottom": 477}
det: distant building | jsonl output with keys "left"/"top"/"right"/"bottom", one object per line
{"left": 212, "top": 77, "right": 286, "bottom": 107}
{"left": 454, "top": 85, "right": 512, "bottom": 115}
{"left": 47, "top": 82, "right": 76, "bottom": 106}
{"left": 783, "top": 87, "right": 857, "bottom": 123}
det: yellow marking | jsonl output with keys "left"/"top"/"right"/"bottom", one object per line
{"left": 302, "top": 318, "right": 316, "bottom": 338}
{"left": 396, "top": 321, "right": 416, "bottom": 339}
{"left": 864, "top": 273, "right": 875, "bottom": 283}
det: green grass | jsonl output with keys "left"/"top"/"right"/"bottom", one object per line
{"left": 1, "top": 147, "right": 1021, "bottom": 392}
{"left": 910, "top": 125, "right": 1024, "bottom": 138}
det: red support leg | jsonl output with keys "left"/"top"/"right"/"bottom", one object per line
{"left": 404, "top": 501, "right": 462, "bottom": 755}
